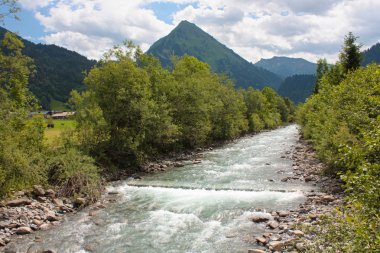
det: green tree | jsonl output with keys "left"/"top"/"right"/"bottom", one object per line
{"left": 339, "top": 32, "right": 362, "bottom": 74}
{"left": 314, "top": 58, "right": 329, "bottom": 93}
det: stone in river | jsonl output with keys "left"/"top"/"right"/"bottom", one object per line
{"left": 268, "top": 241, "right": 285, "bottom": 251}
{"left": 6, "top": 198, "right": 32, "bottom": 207}
{"left": 16, "top": 226, "right": 33, "bottom": 234}
{"left": 267, "top": 221, "right": 279, "bottom": 229}
{"left": 255, "top": 236, "right": 267, "bottom": 244}
{"left": 33, "top": 185, "right": 46, "bottom": 196}
{"left": 248, "top": 249, "right": 266, "bottom": 253}
{"left": 251, "top": 213, "right": 272, "bottom": 223}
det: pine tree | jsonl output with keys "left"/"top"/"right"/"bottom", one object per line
{"left": 339, "top": 32, "right": 362, "bottom": 74}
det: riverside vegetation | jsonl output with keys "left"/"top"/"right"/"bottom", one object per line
{"left": 0, "top": 34, "right": 293, "bottom": 200}
{"left": 297, "top": 33, "right": 380, "bottom": 252}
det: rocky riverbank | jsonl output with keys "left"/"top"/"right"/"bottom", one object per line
{"left": 247, "top": 137, "right": 344, "bottom": 253}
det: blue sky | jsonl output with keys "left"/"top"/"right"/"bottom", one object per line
{"left": 2, "top": 0, "right": 380, "bottom": 62}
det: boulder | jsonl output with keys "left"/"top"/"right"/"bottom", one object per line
{"left": 52, "top": 198, "right": 64, "bottom": 207}
{"left": 277, "top": 211, "right": 290, "bottom": 217}
{"left": 16, "top": 226, "right": 33, "bottom": 234}
{"left": 33, "top": 185, "right": 45, "bottom": 196}
{"left": 321, "top": 195, "right": 335, "bottom": 203}
{"left": 39, "top": 223, "right": 51, "bottom": 231}
{"left": 251, "top": 213, "right": 272, "bottom": 223}
{"left": 268, "top": 241, "right": 285, "bottom": 251}
{"left": 267, "top": 221, "right": 279, "bottom": 229}
{"left": 45, "top": 189, "right": 56, "bottom": 198}
{"left": 46, "top": 212, "right": 60, "bottom": 222}
{"left": 292, "top": 229, "right": 304, "bottom": 236}
{"left": 6, "top": 198, "right": 32, "bottom": 207}
{"left": 255, "top": 237, "right": 267, "bottom": 244}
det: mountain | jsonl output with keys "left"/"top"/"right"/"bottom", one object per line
{"left": 0, "top": 26, "right": 96, "bottom": 110}
{"left": 362, "top": 43, "right": 380, "bottom": 66}
{"left": 255, "top": 56, "right": 317, "bottom": 79}
{"left": 147, "top": 21, "right": 282, "bottom": 90}
{"left": 278, "top": 74, "right": 316, "bottom": 104}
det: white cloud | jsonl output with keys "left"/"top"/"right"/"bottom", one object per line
{"left": 41, "top": 31, "right": 114, "bottom": 59}
{"left": 29, "top": 0, "right": 380, "bottom": 63}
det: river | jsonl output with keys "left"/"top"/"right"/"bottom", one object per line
{"left": 15, "top": 125, "right": 316, "bottom": 253}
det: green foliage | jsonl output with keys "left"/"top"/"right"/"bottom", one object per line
{"left": 147, "top": 20, "right": 282, "bottom": 90}
{"left": 242, "top": 86, "right": 291, "bottom": 133}
{"left": 339, "top": 32, "right": 362, "bottom": 75}
{"left": 297, "top": 64, "right": 380, "bottom": 251}
{"left": 72, "top": 43, "right": 288, "bottom": 169}
{"left": 0, "top": 32, "right": 101, "bottom": 200}
{"left": 47, "top": 148, "right": 101, "bottom": 202}
{"left": 314, "top": 58, "right": 328, "bottom": 93}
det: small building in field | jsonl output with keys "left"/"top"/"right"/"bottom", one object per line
{"left": 45, "top": 111, "right": 75, "bottom": 119}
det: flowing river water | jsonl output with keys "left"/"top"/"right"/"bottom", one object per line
{"left": 16, "top": 125, "right": 316, "bottom": 253}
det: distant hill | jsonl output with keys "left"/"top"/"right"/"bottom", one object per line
{"left": 278, "top": 74, "right": 316, "bottom": 104}
{"left": 0, "top": 26, "right": 96, "bottom": 109}
{"left": 362, "top": 43, "right": 380, "bottom": 66}
{"left": 147, "top": 21, "right": 282, "bottom": 90}
{"left": 255, "top": 56, "right": 317, "bottom": 79}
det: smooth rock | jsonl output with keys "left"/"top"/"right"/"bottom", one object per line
{"left": 16, "top": 226, "right": 33, "bottom": 234}
{"left": 292, "top": 229, "right": 304, "bottom": 236}
{"left": 296, "top": 243, "right": 305, "bottom": 250}
{"left": 248, "top": 249, "right": 266, "bottom": 253}
{"left": 6, "top": 198, "right": 32, "bottom": 207}
{"left": 267, "top": 221, "right": 279, "bottom": 229}
{"left": 251, "top": 213, "right": 272, "bottom": 223}
{"left": 255, "top": 236, "right": 267, "bottom": 244}
{"left": 46, "top": 212, "right": 59, "bottom": 221}
{"left": 39, "top": 224, "right": 51, "bottom": 230}
{"left": 268, "top": 241, "right": 285, "bottom": 251}
{"left": 52, "top": 198, "right": 64, "bottom": 207}
{"left": 278, "top": 211, "right": 289, "bottom": 217}
{"left": 321, "top": 195, "right": 335, "bottom": 203}
{"left": 33, "top": 185, "right": 46, "bottom": 196}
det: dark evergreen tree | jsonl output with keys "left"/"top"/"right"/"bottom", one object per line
{"left": 339, "top": 32, "right": 362, "bottom": 74}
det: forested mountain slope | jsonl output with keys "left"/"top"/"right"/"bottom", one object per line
{"left": 147, "top": 21, "right": 282, "bottom": 90}
{"left": 0, "top": 26, "right": 96, "bottom": 109}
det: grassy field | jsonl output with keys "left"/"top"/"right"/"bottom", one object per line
{"left": 44, "top": 119, "right": 76, "bottom": 144}
{"left": 50, "top": 99, "right": 70, "bottom": 111}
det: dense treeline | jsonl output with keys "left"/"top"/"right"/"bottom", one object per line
{"left": 297, "top": 33, "right": 380, "bottom": 252}
{"left": 0, "top": 36, "right": 292, "bottom": 198}
{"left": 0, "top": 32, "right": 101, "bottom": 199}
{"left": 70, "top": 43, "right": 293, "bottom": 170}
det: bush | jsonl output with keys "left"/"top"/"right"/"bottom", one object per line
{"left": 47, "top": 148, "right": 102, "bottom": 202}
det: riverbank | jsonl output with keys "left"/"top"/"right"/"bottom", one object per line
{"left": 248, "top": 137, "right": 344, "bottom": 252}
{"left": 1, "top": 125, "right": 345, "bottom": 252}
